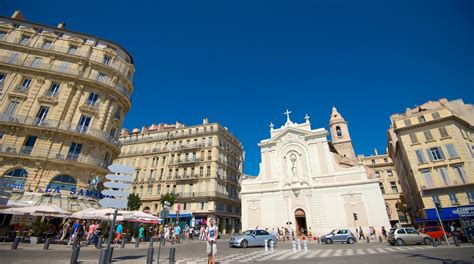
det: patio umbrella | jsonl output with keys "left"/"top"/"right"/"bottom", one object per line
{"left": 0, "top": 205, "right": 71, "bottom": 217}
{"left": 130, "top": 211, "right": 161, "bottom": 221}
{"left": 70, "top": 208, "right": 102, "bottom": 220}
{"left": 71, "top": 208, "right": 133, "bottom": 221}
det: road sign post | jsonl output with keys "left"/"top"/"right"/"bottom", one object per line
{"left": 99, "top": 164, "right": 134, "bottom": 264}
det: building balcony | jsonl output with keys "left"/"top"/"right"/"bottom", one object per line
{"left": 0, "top": 55, "right": 132, "bottom": 102}
{"left": 0, "top": 145, "right": 108, "bottom": 170}
{"left": 0, "top": 37, "right": 132, "bottom": 81}
{"left": 0, "top": 113, "right": 120, "bottom": 148}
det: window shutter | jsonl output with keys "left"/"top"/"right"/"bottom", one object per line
{"left": 437, "top": 147, "right": 445, "bottom": 160}
{"left": 426, "top": 149, "right": 434, "bottom": 161}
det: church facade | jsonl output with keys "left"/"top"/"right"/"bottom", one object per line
{"left": 241, "top": 108, "right": 390, "bottom": 237}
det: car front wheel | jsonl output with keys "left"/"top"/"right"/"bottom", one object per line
{"left": 423, "top": 237, "right": 432, "bottom": 245}
{"left": 325, "top": 238, "right": 333, "bottom": 244}
{"left": 267, "top": 239, "right": 273, "bottom": 247}
{"left": 396, "top": 238, "right": 404, "bottom": 246}
{"left": 241, "top": 240, "right": 248, "bottom": 248}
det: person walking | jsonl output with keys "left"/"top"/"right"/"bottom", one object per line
{"left": 60, "top": 220, "right": 71, "bottom": 241}
{"left": 381, "top": 226, "right": 387, "bottom": 239}
{"left": 200, "top": 225, "right": 206, "bottom": 240}
{"left": 206, "top": 218, "right": 218, "bottom": 264}
{"left": 358, "top": 226, "right": 366, "bottom": 240}
{"left": 114, "top": 222, "right": 123, "bottom": 244}
{"left": 67, "top": 220, "right": 80, "bottom": 246}
{"left": 86, "top": 221, "right": 97, "bottom": 245}
{"left": 138, "top": 225, "right": 145, "bottom": 242}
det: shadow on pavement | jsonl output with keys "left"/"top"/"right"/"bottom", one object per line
{"left": 112, "top": 255, "right": 146, "bottom": 261}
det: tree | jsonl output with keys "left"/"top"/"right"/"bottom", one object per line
{"left": 128, "top": 193, "right": 142, "bottom": 210}
{"left": 160, "top": 192, "right": 177, "bottom": 207}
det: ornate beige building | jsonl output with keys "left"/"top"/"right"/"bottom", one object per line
{"left": 0, "top": 11, "right": 134, "bottom": 210}
{"left": 114, "top": 119, "right": 244, "bottom": 234}
{"left": 388, "top": 98, "right": 474, "bottom": 224}
{"left": 358, "top": 149, "right": 410, "bottom": 226}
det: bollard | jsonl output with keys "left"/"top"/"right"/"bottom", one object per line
{"left": 72, "top": 236, "right": 79, "bottom": 249}
{"left": 366, "top": 236, "right": 370, "bottom": 243}
{"left": 297, "top": 239, "right": 301, "bottom": 251}
{"left": 146, "top": 247, "right": 154, "bottom": 264}
{"left": 453, "top": 236, "right": 460, "bottom": 247}
{"left": 264, "top": 239, "right": 268, "bottom": 251}
{"left": 135, "top": 238, "right": 140, "bottom": 248}
{"left": 99, "top": 248, "right": 108, "bottom": 264}
{"left": 432, "top": 238, "right": 437, "bottom": 247}
{"left": 292, "top": 240, "right": 296, "bottom": 253}
{"left": 470, "top": 235, "right": 474, "bottom": 245}
{"left": 317, "top": 237, "right": 321, "bottom": 244}
{"left": 108, "top": 247, "right": 114, "bottom": 262}
{"left": 169, "top": 247, "right": 176, "bottom": 264}
{"left": 379, "top": 236, "right": 382, "bottom": 243}
{"left": 70, "top": 245, "right": 80, "bottom": 264}
{"left": 96, "top": 237, "right": 102, "bottom": 249}
{"left": 43, "top": 238, "right": 51, "bottom": 250}
{"left": 11, "top": 237, "right": 21, "bottom": 250}
{"left": 270, "top": 240, "right": 274, "bottom": 253}
{"left": 149, "top": 238, "right": 154, "bottom": 248}
{"left": 303, "top": 239, "right": 308, "bottom": 252}
{"left": 121, "top": 238, "right": 126, "bottom": 248}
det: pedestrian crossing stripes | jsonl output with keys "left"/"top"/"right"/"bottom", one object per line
{"left": 175, "top": 245, "right": 468, "bottom": 263}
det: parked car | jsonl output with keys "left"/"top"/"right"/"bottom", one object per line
{"left": 419, "top": 226, "right": 448, "bottom": 240}
{"left": 229, "top": 230, "right": 278, "bottom": 248}
{"left": 387, "top": 228, "right": 432, "bottom": 246}
{"left": 320, "top": 229, "right": 356, "bottom": 244}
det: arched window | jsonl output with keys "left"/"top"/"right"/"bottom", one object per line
{"left": 3, "top": 168, "right": 28, "bottom": 187}
{"left": 336, "top": 126, "right": 342, "bottom": 137}
{"left": 48, "top": 175, "right": 77, "bottom": 192}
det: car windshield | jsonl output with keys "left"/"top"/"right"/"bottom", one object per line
{"left": 329, "top": 229, "right": 337, "bottom": 234}
{"left": 389, "top": 228, "right": 396, "bottom": 234}
{"left": 242, "top": 230, "right": 254, "bottom": 235}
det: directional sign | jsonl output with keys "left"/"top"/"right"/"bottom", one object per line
{"left": 0, "top": 179, "right": 15, "bottom": 206}
{"left": 99, "top": 164, "right": 134, "bottom": 209}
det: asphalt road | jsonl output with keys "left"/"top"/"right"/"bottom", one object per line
{"left": 0, "top": 239, "right": 472, "bottom": 264}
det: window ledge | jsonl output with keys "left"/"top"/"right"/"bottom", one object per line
{"left": 448, "top": 157, "right": 460, "bottom": 160}
{"left": 425, "top": 139, "right": 436, "bottom": 143}
{"left": 411, "top": 142, "right": 421, "bottom": 146}
{"left": 440, "top": 136, "right": 452, "bottom": 140}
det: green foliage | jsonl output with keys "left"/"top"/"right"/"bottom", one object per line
{"left": 128, "top": 193, "right": 142, "bottom": 211}
{"left": 160, "top": 193, "right": 176, "bottom": 207}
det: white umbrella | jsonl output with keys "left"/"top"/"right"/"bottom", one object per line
{"left": 130, "top": 211, "right": 161, "bottom": 221}
{"left": 71, "top": 208, "right": 102, "bottom": 220}
{"left": 71, "top": 208, "right": 133, "bottom": 221}
{"left": 0, "top": 205, "right": 71, "bottom": 217}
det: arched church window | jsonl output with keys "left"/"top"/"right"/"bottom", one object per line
{"left": 48, "top": 174, "right": 77, "bottom": 191}
{"left": 336, "top": 126, "right": 342, "bottom": 137}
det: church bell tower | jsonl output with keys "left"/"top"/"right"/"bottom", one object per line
{"left": 329, "top": 106, "right": 356, "bottom": 159}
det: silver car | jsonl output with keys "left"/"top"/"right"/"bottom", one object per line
{"left": 321, "top": 229, "right": 357, "bottom": 244}
{"left": 387, "top": 228, "right": 432, "bottom": 246}
{"left": 229, "top": 229, "right": 278, "bottom": 248}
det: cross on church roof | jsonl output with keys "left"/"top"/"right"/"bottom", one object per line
{"left": 284, "top": 109, "right": 292, "bottom": 124}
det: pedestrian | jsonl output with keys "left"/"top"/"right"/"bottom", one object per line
{"left": 370, "top": 226, "right": 376, "bottom": 239}
{"left": 60, "top": 220, "right": 71, "bottom": 241}
{"left": 358, "top": 226, "right": 366, "bottom": 240}
{"left": 174, "top": 224, "right": 181, "bottom": 243}
{"left": 67, "top": 220, "right": 80, "bottom": 246}
{"left": 86, "top": 221, "right": 97, "bottom": 245}
{"left": 114, "top": 222, "right": 123, "bottom": 244}
{"left": 381, "top": 226, "right": 387, "bottom": 239}
{"left": 138, "top": 225, "right": 145, "bottom": 242}
{"left": 450, "top": 223, "right": 457, "bottom": 238}
{"left": 206, "top": 218, "right": 218, "bottom": 264}
{"left": 189, "top": 226, "right": 195, "bottom": 240}
{"left": 200, "top": 225, "right": 206, "bottom": 240}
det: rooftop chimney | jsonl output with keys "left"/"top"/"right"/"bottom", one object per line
{"left": 374, "top": 148, "right": 379, "bottom": 156}
{"left": 11, "top": 10, "right": 25, "bottom": 21}
{"left": 203, "top": 117, "right": 209, "bottom": 125}
{"left": 57, "top": 22, "right": 66, "bottom": 29}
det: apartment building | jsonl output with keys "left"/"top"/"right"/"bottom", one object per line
{"left": 114, "top": 119, "right": 244, "bottom": 234}
{"left": 358, "top": 149, "right": 410, "bottom": 226}
{"left": 0, "top": 11, "right": 135, "bottom": 211}
{"left": 388, "top": 98, "right": 474, "bottom": 226}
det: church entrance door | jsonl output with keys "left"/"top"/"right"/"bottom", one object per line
{"left": 295, "top": 209, "right": 307, "bottom": 237}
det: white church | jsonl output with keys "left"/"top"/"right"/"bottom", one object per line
{"left": 241, "top": 108, "right": 390, "bottom": 237}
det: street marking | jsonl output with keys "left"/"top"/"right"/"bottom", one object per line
{"left": 375, "top": 248, "right": 387, "bottom": 253}
{"left": 306, "top": 249, "right": 323, "bottom": 258}
{"left": 366, "top": 248, "right": 377, "bottom": 254}
{"left": 274, "top": 250, "right": 297, "bottom": 260}
{"left": 319, "top": 249, "right": 333, "bottom": 257}
{"left": 356, "top": 248, "right": 365, "bottom": 255}
{"left": 258, "top": 249, "right": 291, "bottom": 261}
{"left": 289, "top": 250, "right": 312, "bottom": 259}
{"left": 240, "top": 251, "right": 273, "bottom": 262}
{"left": 346, "top": 249, "right": 355, "bottom": 255}
{"left": 385, "top": 247, "right": 398, "bottom": 252}
{"left": 333, "top": 249, "right": 344, "bottom": 256}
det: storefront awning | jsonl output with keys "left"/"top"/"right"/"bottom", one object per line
{"left": 166, "top": 213, "right": 192, "bottom": 218}
{"left": 416, "top": 205, "right": 474, "bottom": 222}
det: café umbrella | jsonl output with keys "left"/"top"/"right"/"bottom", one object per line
{"left": 0, "top": 205, "right": 71, "bottom": 217}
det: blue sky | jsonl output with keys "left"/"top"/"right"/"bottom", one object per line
{"left": 4, "top": 0, "right": 473, "bottom": 175}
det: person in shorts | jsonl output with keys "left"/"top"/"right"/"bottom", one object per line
{"left": 205, "top": 218, "right": 218, "bottom": 264}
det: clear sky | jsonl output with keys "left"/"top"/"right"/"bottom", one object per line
{"left": 4, "top": 0, "right": 473, "bottom": 175}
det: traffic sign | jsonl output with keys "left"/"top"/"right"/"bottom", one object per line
{"left": 99, "top": 164, "right": 134, "bottom": 209}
